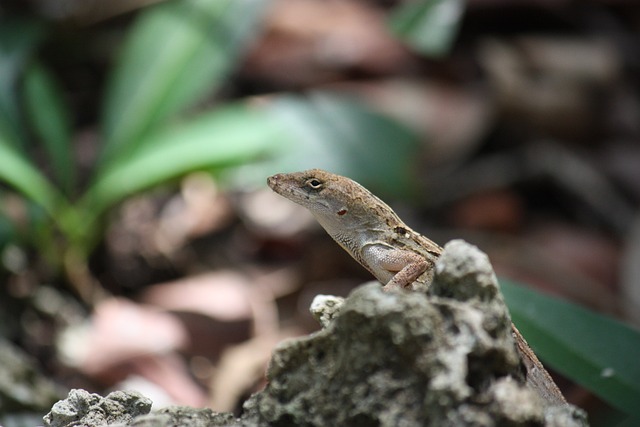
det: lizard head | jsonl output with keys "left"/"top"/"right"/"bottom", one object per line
{"left": 267, "top": 169, "right": 390, "bottom": 229}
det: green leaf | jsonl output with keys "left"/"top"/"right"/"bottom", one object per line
{"left": 615, "top": 416, "right": 640, "bottom": 427}
{"left": 0, "top": 138, "right": 64, "bottom": 216}
{"left": 101, "top": 0, "right": 268, "bottom": 165}
{"left": 23, "top": 62, "right": 75, "bottom": 195}
{"left": 0, "top": 18, "right": 44, "bottom": 148}
{"left": 83, "top": 103, "right": 285, "bottom": 223}
{"left": 389, "top": 0, "right": 465, "bottom": 58}
{"left": 252, "top": 92, "right": 421, "bottom": 198}
{"left": 501, "top": 279, "right": 640, "bottom": 416}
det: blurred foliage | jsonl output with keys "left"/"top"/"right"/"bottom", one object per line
{"left": 99, "top": 0, "right": 267, "bottom": 165}
{"left": 389, "top": 0, "right": 465, "bottom": 57}
{"left": 23, "top": 62, "right": 75, "bottom": 194}
{"left": 502, "top": 279, "right": 640, "bottom": 417}
{"left": 235, "top": 92, "right": 420, "bottom": 198}
{"left": 0, "top": 0, "right": 424, "bottom": 292}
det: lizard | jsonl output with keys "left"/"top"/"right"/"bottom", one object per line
{"left": 267, "top": 168, "right": 567, "bottom": 406}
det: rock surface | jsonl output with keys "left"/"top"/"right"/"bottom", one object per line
{"left": 42, "top": 240, "right": 588, "bottom": 427}
{"left": 43, "top": 389, "right": 152, "bottom": 427}
{"left": 309, "top": 294, "right": 345, "bottom": 328}
{"left": 243, "top": 240, "right": 587, "bottom": 427}
{"left": 127, "top": 406, "right": 237, "bottom": 427}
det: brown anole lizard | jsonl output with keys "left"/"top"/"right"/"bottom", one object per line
{"left": 267, "top": 168, "right": 567, "bottom": 406}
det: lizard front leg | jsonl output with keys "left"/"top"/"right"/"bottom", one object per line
{"left": 361, "top": 244, "right": 428, "bottom": 291}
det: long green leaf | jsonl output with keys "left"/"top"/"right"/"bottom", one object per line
{"left": 101, "top": 0, "right": 268, "bottom": 165}
{"left": 501, "top": 279, "right": 640, "bottom": 416}
{"left": 83, "top": 103, "right": 285, "bottom": 223}
{"left": 389, "top": 0, "right": 465, "bottom": 58}
{"left": 250, "top": 92, "right": 422, "bottom": 198}
{"left": 23, "top": 62, "right": 75, "bottom": 195}
{"left": 0, "top": 138, "right": 63, "bottom": 216}
{"left": 0, "top": 18, "right": 43, "bottom": 148}
{"left": 616, "top": 416, "right": 640, "bottom": 427}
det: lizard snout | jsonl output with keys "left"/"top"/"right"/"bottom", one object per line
{"left": 267, "top": 174, "right": 280, "bottom": 190}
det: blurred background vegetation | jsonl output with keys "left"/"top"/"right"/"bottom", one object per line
{"left": 0, "top": 0, "right": 639, "bottom": 425}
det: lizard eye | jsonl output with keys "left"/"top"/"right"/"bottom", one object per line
{"left": 305, "top": 178, "right": 323, "bottom": 190}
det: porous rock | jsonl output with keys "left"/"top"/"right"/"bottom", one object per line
{"left": 127, "top": 406, "right": 239, "bottom": 427}
{"left": 309, "top": 294, "right": 345, "bottom": 328}
{"left": 43, "top": 389, "right": 152, "bottom": 427}
{"left": 240, "top": 240, "right": 587, "bottom": 427}
{"left": 43, "top": 389, "right": 239, "bottom": 427}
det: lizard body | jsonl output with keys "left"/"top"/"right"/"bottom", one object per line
{"left": 268, "top": 168, "right": 567, "bottom": 406}
{"left": 267, "top": 169, "right": 441, "bottom": 291}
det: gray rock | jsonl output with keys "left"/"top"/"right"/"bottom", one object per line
{"left": 127, "top": 406, "right": 239, "bottom": 427}
{"left": 240, "top": 239, "right": 587, "bottom": 427}
{"left": 43, "top": 391, "right": 239, "bottom": 427}
{"left": 309, "top": 294, "right": 345, "bottom": 328}
{"left": 432, "top": 239, "right": 503, "bottom": 302}
{"left": 43, "top": 389, "right": 152, "bottom": 427}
